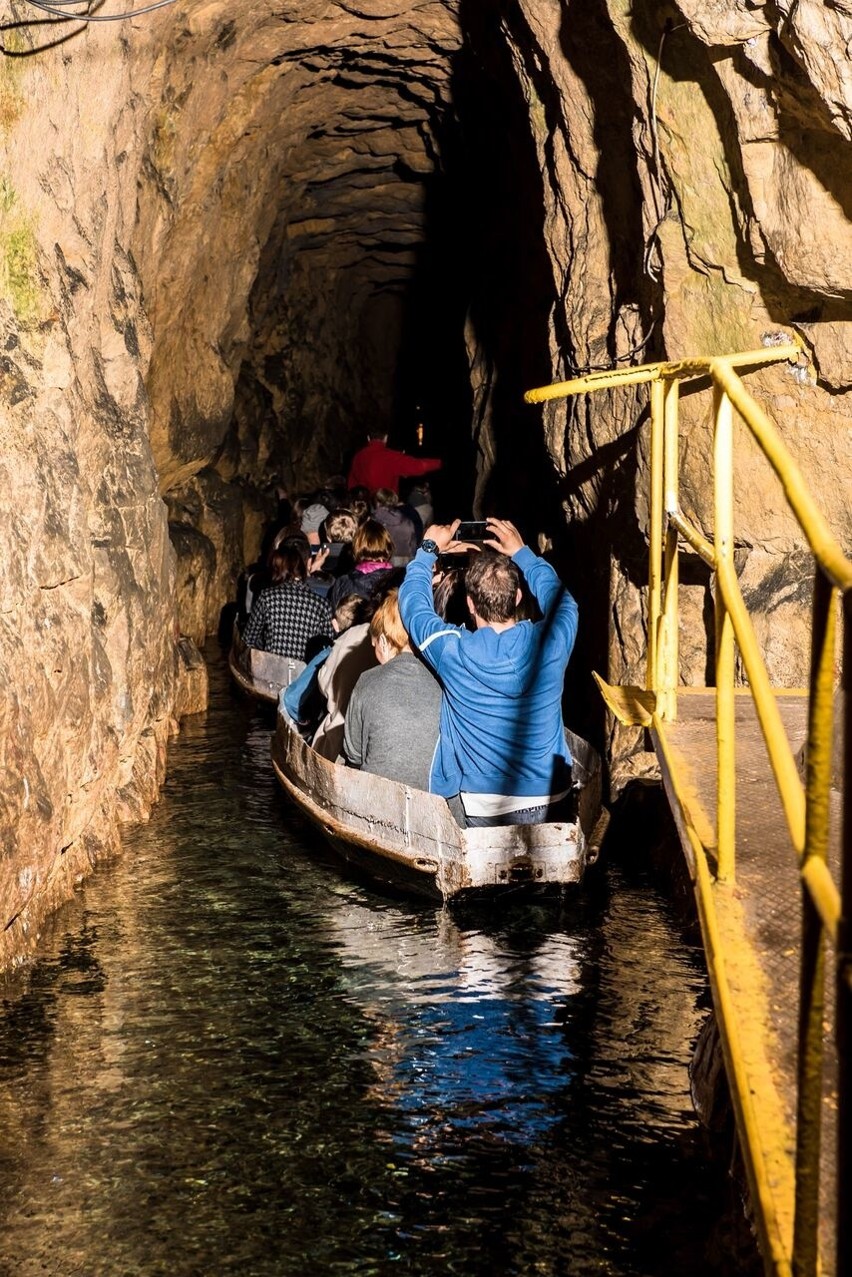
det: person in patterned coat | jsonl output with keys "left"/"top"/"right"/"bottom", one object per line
{"left": 242, "top": 545, "right": 333, "bottom": 661}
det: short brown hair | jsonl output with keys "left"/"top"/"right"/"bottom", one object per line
{"left": 353, "top": 518, "right": 394, "bottom": 564}
{"left": 369, "top": 588, "right": 408, "bottom": 653}
{"left": 465, "top": 551, "right": 520, "bottom": 623}
{"left": 271, "top": 528, "right": 310, "bottom": 563}
{"left": 373, "top": 487, "right": 398, "bottom": 508}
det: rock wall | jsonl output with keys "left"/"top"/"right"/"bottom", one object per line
{"left": 0, "top": 25, "right": 176, "bottom": 966}
{"left": 3, "top": 0, "right": 852, "bottom": 961}
{"left": 473, "top": 0, "right": 852, "bottom": 769}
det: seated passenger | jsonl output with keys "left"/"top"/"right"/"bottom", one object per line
{"left": 406, "top": 479, "right": 433, "bottom": 531}
{"left": 329, "top": 518, "right": 395, "bottom": 612}
{"left": 282, "top": 595, "right": 374, "bottom": 738}
{"left": 242, "top": 545, "right": 333, "bottom": 661}
{"left": 320, "top": 507, "right": 358, "bottom": 577}
{"left": 372, "top": 488, "right": 420, "bottom": 564}
{"left": 311, "top": 616, "right": 379, "bottom": 761}
{"left": 399, "top": 517, "right": 578, "bottom": 827}
{"left": 270, "top": 526, "right": 335, "bottom": 600}
{"left": 347, "top": 485, "right": 371, "bottom": 525}
{"left": 300, "top": 502, "right": 329, "bottom": 550}
{"left": 343, "top": 590, "right": 441, "bottom": 791}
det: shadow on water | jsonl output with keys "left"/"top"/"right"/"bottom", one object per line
{"left": 0, "top": 653, "right": 758, "bottom": 1276}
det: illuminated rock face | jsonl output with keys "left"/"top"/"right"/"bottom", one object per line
{"left": 2, "top": 0, "right": 852, "bottom": 958}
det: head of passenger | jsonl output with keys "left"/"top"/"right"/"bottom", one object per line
{"left": 369, "top": 589, "right": 410, "bottom": 665}
{"left": 433, "top": 564, "right": 470, "bottom": 627}
{"left": 323, "top": 508, "right": 358, "bottom": 546}
{"left": 300, "top": 502, "right": 329, "bottom": 549}
{"left": 372, "top": 487, "right": 399, "bottom": 510}
{"left": 316, "top": 486, "right": 343, "bottom": 513}
{"left": 353, "top": 518, "right": 394, "bottom": 567}
{"left": 269, "top": 545, "right": 308, "bottom": 585}
{"left": 368, "top": 427, "right": 389, "bottom": 442}
{"left": 289, "top": 495, "right": 314, "bottom": 527}
{"left": 271, "top": 528, "right": 311, "bottom": 564}
{"left": 348, "top": 486, "right": 371, "bottom": 523}
{"left": 333, "top": 594, "right": 374, "bottom": 634}
{"left": 464, "top": 551, "right": 522, "bottom": 627}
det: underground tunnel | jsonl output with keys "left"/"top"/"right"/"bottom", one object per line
{"left": 1, "top": 2, "right": 851, "bottom": 1272}
{"left": 1, "top": 0, "right": 851, "bottom": 996}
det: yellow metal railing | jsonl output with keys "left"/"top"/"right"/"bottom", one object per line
{"left": 526, "top": 344, "right": 851, "bottom": 1277}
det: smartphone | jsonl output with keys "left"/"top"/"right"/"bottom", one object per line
{"left": 455, "top": 520, "right": 489, "bottom": 542}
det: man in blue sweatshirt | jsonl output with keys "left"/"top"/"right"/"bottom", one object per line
{"left": 398, "top": 517, "right": 579, "bottom": 827}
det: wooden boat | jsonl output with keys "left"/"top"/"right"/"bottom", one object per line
{"left": 228, "top": 628, "right": 306, "bottom": 706}
{"left": 271, "top": 706, "right": 604, "bottom": 900}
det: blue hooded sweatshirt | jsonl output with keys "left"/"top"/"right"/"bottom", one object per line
{"left": 398, "top": 545, "right": 578, "bottom": 802}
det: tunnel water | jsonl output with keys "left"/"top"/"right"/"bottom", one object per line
{"left": 0, "top": 655, "right": 753, "bottom": 1276}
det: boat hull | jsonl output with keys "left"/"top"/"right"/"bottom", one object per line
{"left": 228, "top": 630, "right": 306, "bottom": 706}
{"left": 271, "top": 708, "right": 601, "bottom": 901}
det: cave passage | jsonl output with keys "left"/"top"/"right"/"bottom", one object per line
{"left": 152, "top": 3, "right": 579, "bottom": 541}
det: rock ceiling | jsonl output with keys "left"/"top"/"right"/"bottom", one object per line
{"left": 134, "top": 0, "right": 464, "bottom": 491}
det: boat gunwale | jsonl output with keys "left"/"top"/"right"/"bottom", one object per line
{"left": 271, "top": 706, "right": 593, "bottom": 897}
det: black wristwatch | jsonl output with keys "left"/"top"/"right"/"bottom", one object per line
{"left": 420, "top": 538, "right": 440, "bottom": 556}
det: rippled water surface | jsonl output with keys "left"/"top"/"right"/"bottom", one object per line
{"left": 0, "top": 656, "right": 747, "bottom": 1276}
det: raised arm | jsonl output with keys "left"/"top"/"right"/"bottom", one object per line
{"left": 398, "top": 519, "right": 460, "bottom": 671}
{"left": 484, "top": 517, "right": 577, "bottom": 647}
{"left": 393, "top": 449, "right": 442, "bottom": 480}
{"left": 515, "top": 549, "right": 578, "bottom": 647}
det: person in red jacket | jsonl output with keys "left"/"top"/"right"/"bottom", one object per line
{"left": 348, "top": 429, "right": 441, "bottom": 495}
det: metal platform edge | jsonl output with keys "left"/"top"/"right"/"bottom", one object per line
{"left": 651, "top": 714, "right": 797, "bottom": 1277}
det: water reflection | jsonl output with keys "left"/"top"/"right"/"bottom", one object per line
{"left": 0, "top": 655, "right": 752, "bottom": 1276}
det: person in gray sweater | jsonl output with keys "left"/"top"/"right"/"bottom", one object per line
{"left": 343, "top": 588, "right": 441, "bottom": 792}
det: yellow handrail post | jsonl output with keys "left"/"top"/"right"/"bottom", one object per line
{"left": 713, "top": 378, "right": 736, "bottom": 882}
{"left": 648, "top": 379, "right": 665, "bottom": 694}
{"left": 838, "top": 592, "right": 852, "bottom": 1277}
{"left": 793, "top": 569, "right": 836, "bottom": 1275}
{"left": 659, "top": 378, "right": 680, "bottom": 721}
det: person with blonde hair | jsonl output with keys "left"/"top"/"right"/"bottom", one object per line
{"left": 318, "top": 506, "right": 358, "bottom": 579}
{"left": 343, "top": 590, "right": 441, "bottom": 791}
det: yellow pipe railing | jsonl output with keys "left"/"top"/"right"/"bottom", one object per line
{"left": 525, "top": 339, "right": 848, "bottom": 1277}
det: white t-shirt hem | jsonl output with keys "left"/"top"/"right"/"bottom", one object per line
{"left": 461, "top": 787, "right": 571, "bottom": 818}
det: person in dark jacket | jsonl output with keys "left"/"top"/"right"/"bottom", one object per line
{"left": 372, "top": 488, "right": 420, "bottom": 563}
{"left": 343, "top": 590, "right": 441, "bottom": 791}
{"left": 329, "top": 518, "right": 396, "bottom": 612}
